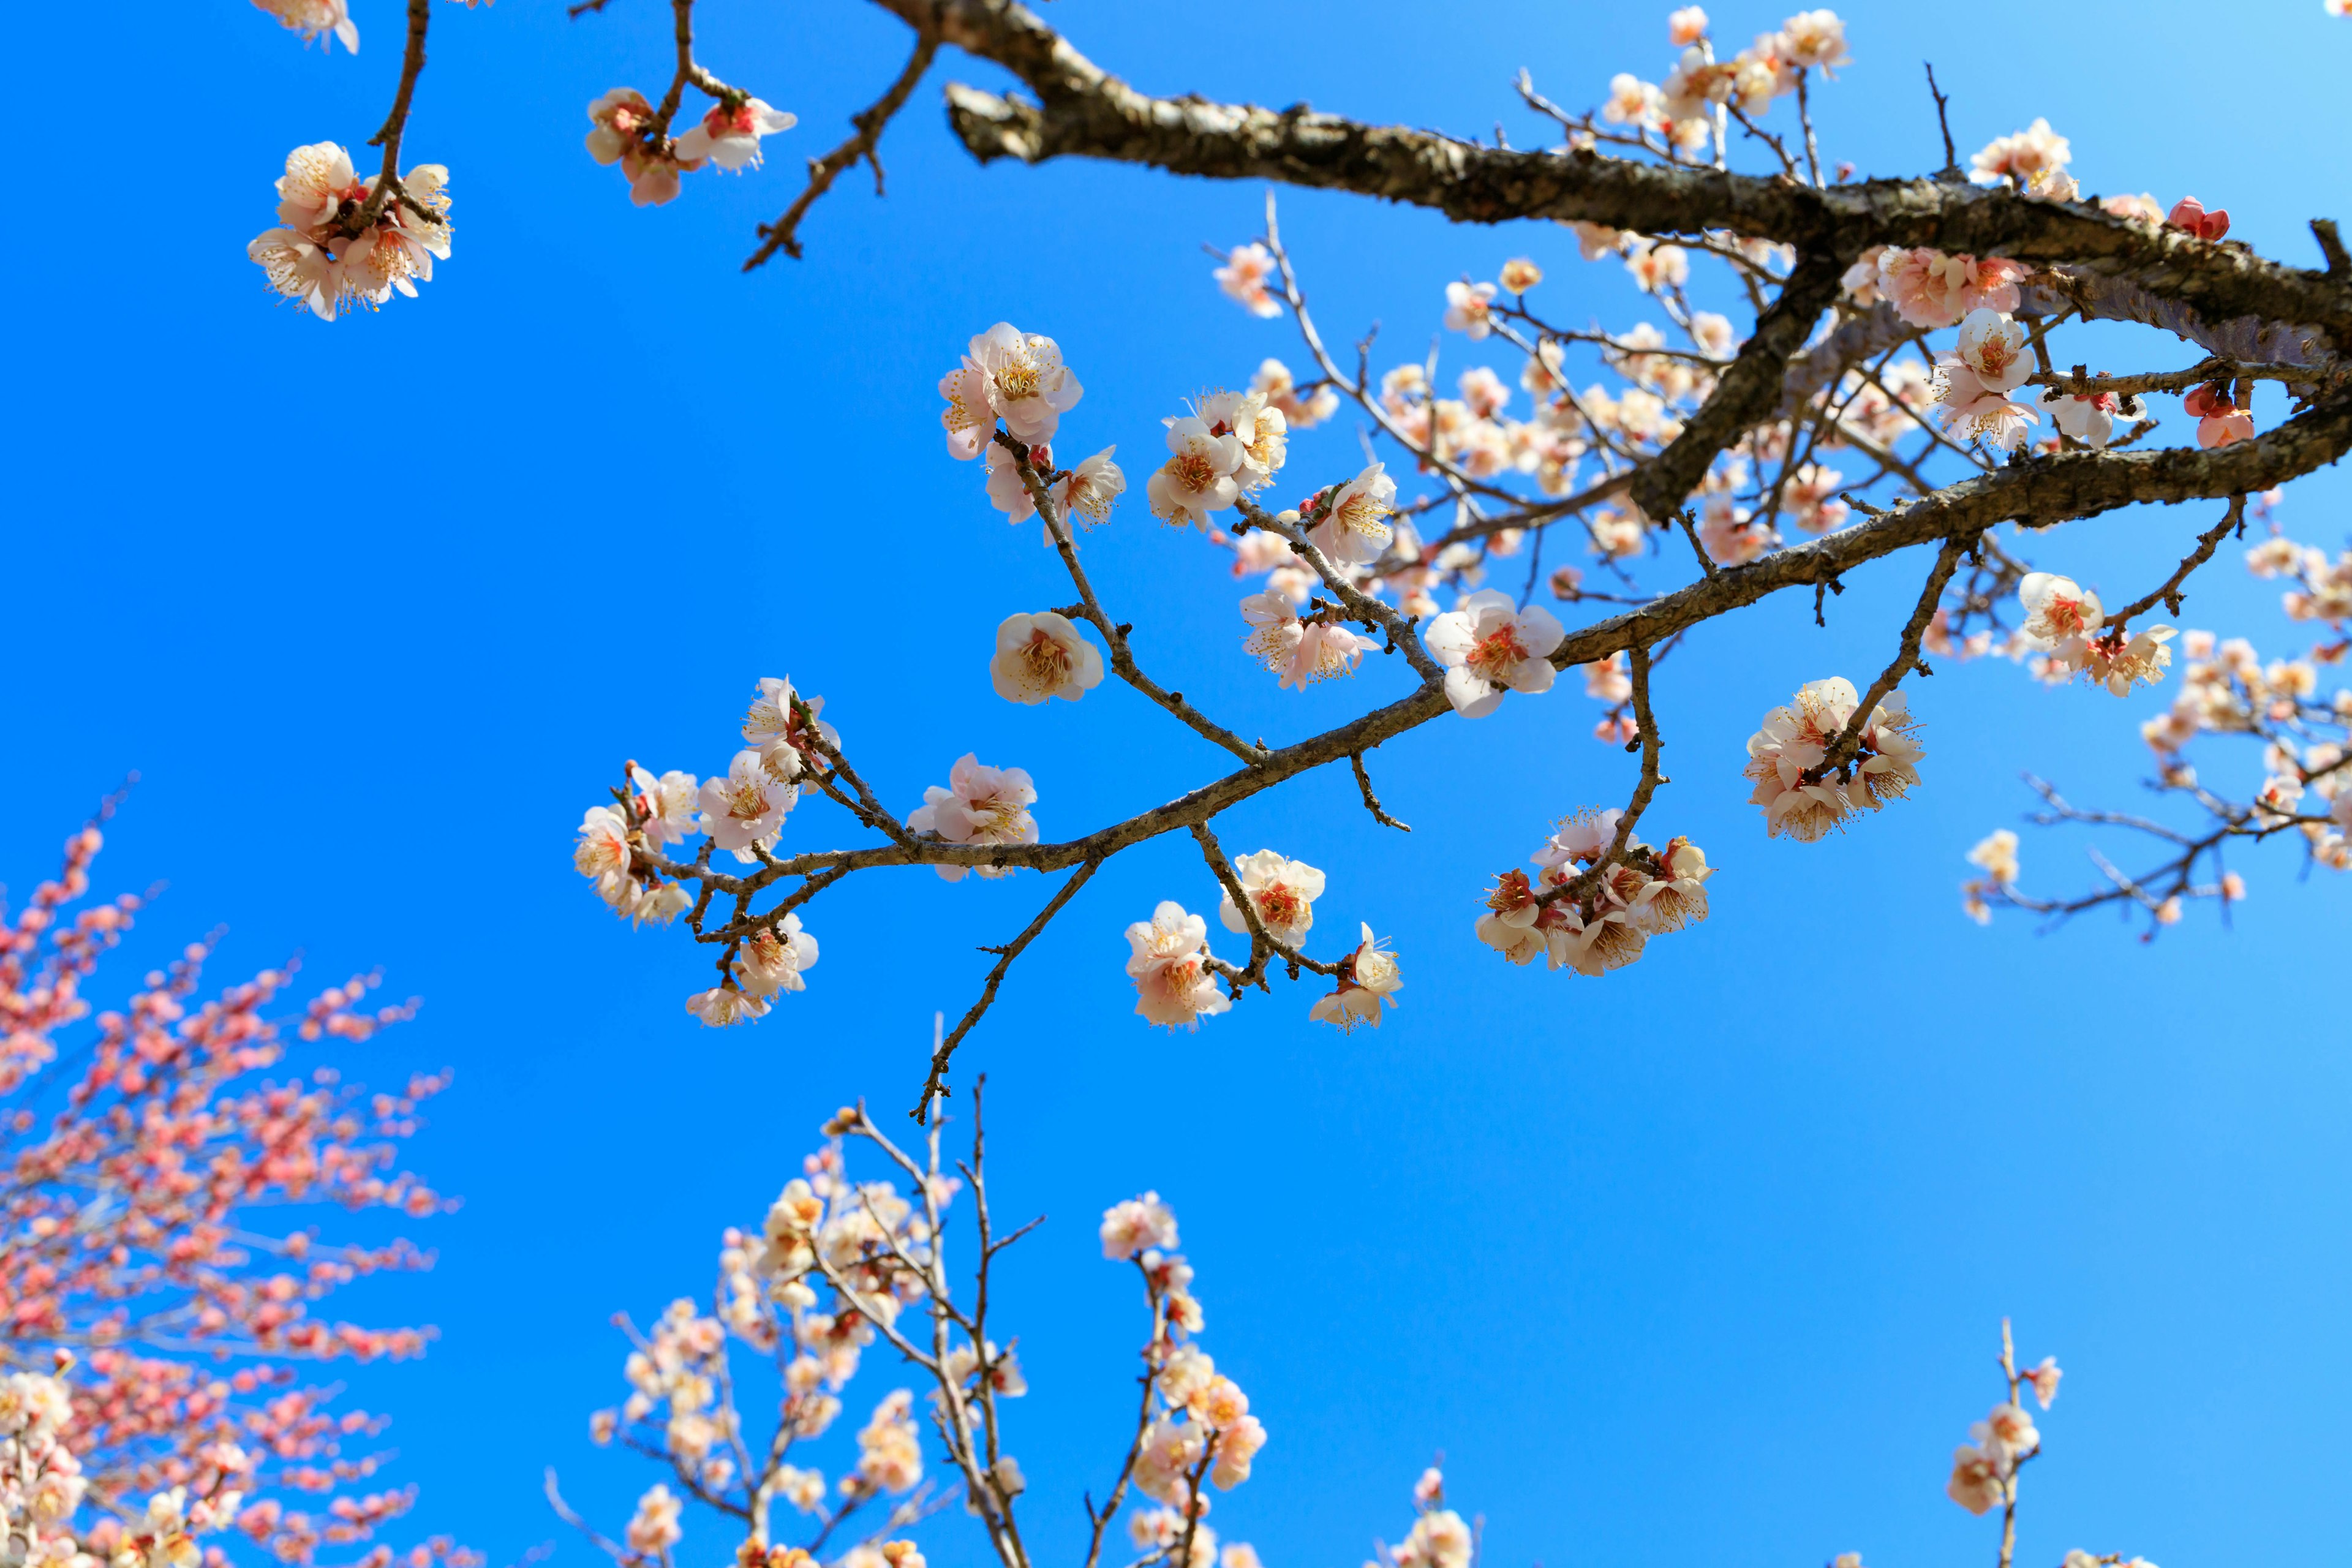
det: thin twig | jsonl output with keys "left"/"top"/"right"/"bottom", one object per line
{"left": 747, "top": 29, "right": 939, "bottom": 268}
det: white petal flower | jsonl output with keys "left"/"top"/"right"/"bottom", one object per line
{"left": 736, "top": 912, "right": 820, "bottom": 997}
{"left": 964, "top": 323, "right": 1084, "bottom": 445}
{"left": 252, "top": 0, "right": 360, "bottom": 51}
{"left": 908, "top": 755, "right": 1038, "bottom": 881}
{"left": 1124, "top": 902, "right": 1231, "bottom": 1029}
{"left": 742, "top": 676, "right": 839, "bottom": 782}
{"left": 673, "top": 97, "right": 797, "bottom": 171}
{"left": 698, "top": 749, "right": 797, "bottom": 859}
{"left": 1216, "top": 851, "right": 1325, "bottom": 946}
{"left": 1306, "top": 464, "right": 1396, "bottom": 565}
{"left": 1953, "top": 309, "right": 2030, "bottom": 394}
{"left": 1213, "top": 243, "right": 1282, "bottom": 317}
{"left": 686, "top": 987, "right": 769, "bottom": 1028}
{"left": 1147, "top": 417, "right": 1245, "bottom": 529}
{"left": 1308, "top": 924, "right": 1402, "bottom": 1031}
{"left": 1423, "top": 590, "right": 1567, "bottom": 717}
{"left": 990, "top": 611, "right": 1104, "bottom": 704}
{"left": 1052, "top": 447, "right": 1127, "bottom": 530}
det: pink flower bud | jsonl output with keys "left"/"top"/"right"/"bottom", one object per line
{"left": 2166, "top": 196, "right": 2230, "bottom": 241}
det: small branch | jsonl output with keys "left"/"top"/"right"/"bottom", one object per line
{"left": 1551, "top": 643, "right": 1664, "bottom": 903}
{"left": 747, "top": 29, "right": 940, "bottom": 268}
{"left": 914, "top": 859, "right": 1101, "bottom": 1123}
{"left": 2026, "top": 358, "right": 2324, "bottom": 399}
{"left": 2104, "top": 495, "right": 2244, "bottom": 629}
{"left": 350, "top": 0, "right": 437, "bottom": 232}
{"left": 997, "top": 432, "right": 1267, "bottom": 763}
{"left": 1924, "top": 61, "right": 1959, "bottom": 176}
{"left": 1812, "top": 536, "right": 1966, "bottom": 778}
{"left": 1349, "top": 751, "right": 1412, "bottom": 832}
{"left": 2314, "top": 218, "right": 2352, "bottom": 280}
{"left": 1672, "top": 507, "right": 1719, "bottom": 579}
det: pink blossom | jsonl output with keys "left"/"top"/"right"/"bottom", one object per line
{"left": 907, "top": 755, "right": 1038, "bottom": 881}
{"left": 1123, "top": 905, "right": 1230, "bottom": 1029}
{"left": 2166, "top": 195, "right": 2231, "bottom": 242}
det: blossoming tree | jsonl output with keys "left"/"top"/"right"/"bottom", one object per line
{"left": 0, "top": 807, "right": 466, "bottom": 1568}
{"left": 550, "top": 1087, "right": 2143, "bottom": 1568}
{"left": 216, "top": 1, "right": 2352, "bottom": 1565}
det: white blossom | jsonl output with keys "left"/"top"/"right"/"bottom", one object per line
{"left": 990, "top": 611, "right": 1104, "bottom": 704}
{"left": 1424, "top": 591, "right": 1567, "bottom": 717}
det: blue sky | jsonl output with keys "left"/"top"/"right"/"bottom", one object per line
{"left": 8, "top": 3, "right": 2351, "bottom": 1568}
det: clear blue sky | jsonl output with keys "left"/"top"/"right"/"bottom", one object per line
{"left": 8, "top": 3, "right": 2350, "bottom": 1568}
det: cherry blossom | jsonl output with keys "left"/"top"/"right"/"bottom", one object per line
{"left": 1970, "top": 118, "right": 2071, "bottom": 189}
{"left": 1216, "top": 850, "right": 1325, "bottom": 946}
{"left": 698, "top": 748, "right": 797, "bottom": 859}
{"left": 1238, "top": 594, "right": 1376, "bottom": 688}
{"left": 742, "top": 674, "right": 840, "bottom": 782}
{"left": 2039, "top": 386, "right": 2139, "bottom": 448}
{"left": 252, "top": 0, "right": 358, "bottom": 53}
{"left": 1877, "top": 248, "right": 2026, "bottom": 330}
{"left": 1305, "top": 463, "right": 1398, "bottom": 565}
{"left": 1214, "top": 243, "right": 1283, "bottom": 317}
{"left": 1442, "top": 281, "right": 1498, "bottom": 339}
{"left": 958, "top": 324, "right": 1085, "bottom": 447}
{"left": 1147, "top": 417, "right": 1245, "bottom": 528}
{"left": 2027, "top": 1356, "right": 2063, "bottom": 1409}
{"left": 1124, "top": 903, "right": 1231, "bottom": 1028}
{"left": 1624, "top": 238, "right": 1691, "bottom": 294}
{"left": 1251, "top": 358, "right": 1340, "bottom": 429}
{"left": 2166, "top": 195, "right": 2231, "bottom": 241}
{"left": 2019, "top": 572, "right": 2105, "bottom": 662}
{"left": 576, "top": 805, "right": 636, "bottom": 906}
{"left": 1099, "top": 1193, "right": 1180, "bottom": 1260}
{"left": 2185, "top": 382, "right": 2255, "bottom": 448}
{"left": 907, "top": 755, "right": 1038, "bottom": 880}
{"left": 674, "top": 97, "right": 797, "bottom": 170}
{"left": 990, "top": 611, "right": 1104, "bottom": 704}
{"left": 630, "top": 766, "right": 701, "bottom": 852}
{"left": 2081, "top": 626, "right": 2177, "bottom": 696}
{"left": 1309, "top": 924, "right": 1403, "bottom": 1031}
{"left": 248, "top": 142, "right": 454, "bottom": 318}
{"left": 584, "top": 89, "right": 693, "bottom": 205}
{"left": 1052, "top": 447, "right": 1128, "bottom": 528}
{"left": 1777, "top": 9, "right": 1851, "bottom": 72}
{"left": 1745, "top": 677, "right": 1924, "bottom": 840}
{"left": 1425, "top": 591, "right": 1567, "bottom": 717}
{"left": 736, "top": 913, "right": 819, "bottom": 997}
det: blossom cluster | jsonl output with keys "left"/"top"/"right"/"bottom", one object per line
{"left": 586, "top": 91, "right": 797, "bottom": 207}
{"left": 0, "top": 821, "right": 464, "bottom": 1568}
{"left": 571, "top": 677, "right": 842, "bottom": 1023}
{"left": 1957, "top": 496, "right": 2351, "bottom": 925}
{"left": 249, "top": 143, "right": 452, "bottom": 320}
{"left": 1744, "top": 677, "right": 1923, "bottom": 840}
{"left": 1476, "top": 812, "right": 1712, "bottom": 975}
{"left": 1100, "top": 1192, "right": 1268, "bottom": 1553}
{"left": 1597, "top": 9, "right": 1850, "bottom": 153}
{"left": 583, "top": 1125, "right": 949, "bottom": 1568}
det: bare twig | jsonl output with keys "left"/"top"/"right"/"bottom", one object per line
{"left": 747, "top": 29, "right": 940, "bottom": 268}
